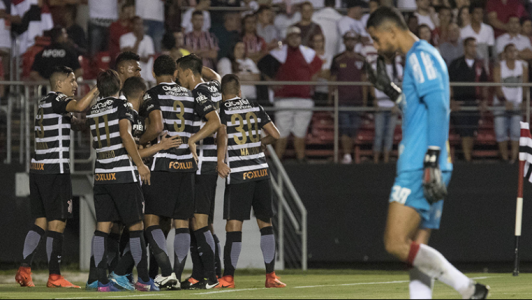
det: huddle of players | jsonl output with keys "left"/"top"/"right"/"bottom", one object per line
{"left": 16, "top": 51, "right": 286, "bottom": 292}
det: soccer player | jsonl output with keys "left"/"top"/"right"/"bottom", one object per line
{"left": 365, "top": 7, "right": 489, "bottom": 299}
{"left": 176, "top": 54, "right": 222, "bottom": 289}
{"left": 139, "top": 55, "right": 221, "bottom": 289}
{"left": 87, "top": 70, "right": 156, "bottom": 292}
{"left": 216, "top": 74, "right": 286, "bottom": 289}
{"left": 116, "top": 51, "right": 142, "bottom": 86}
{"left": 15, "top": 66, "right": 99, "bottom": 289}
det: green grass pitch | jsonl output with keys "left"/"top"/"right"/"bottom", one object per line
{"left": 1, "top": 269, "right": 531, "bottom": 299}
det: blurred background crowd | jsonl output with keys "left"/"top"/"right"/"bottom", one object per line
{"left": 0, "top": 0, "right": 530, "bottom": 164}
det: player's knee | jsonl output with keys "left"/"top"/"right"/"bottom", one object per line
{"left": 226, "top": 220, "right": 243, "bottom": 232}
{"left": 256, "top": 218, "right": 272, "bottom": 229}
{"left": 129, "top": 221, "right": 144, "bottom": 231}
{"left": 193, "top": 214, "right": 209, "bottom": 229}
{"left": 96, "top": 222, "right": 113, "bottom": 233}
{"left": 384, "top": 236, "right": 404, "bottom": 258}
{"left": 47, "top": 220, "right": 66, "bottom": 233}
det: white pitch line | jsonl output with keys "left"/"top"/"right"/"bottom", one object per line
{"left": 195, "top": 288, "right": 263, "bottom": 295}
{"left": 57, "top": 293, "right": 162, "bottom": 299}
{"left": 295, "top": 280, "right": 409, "bottom": 289}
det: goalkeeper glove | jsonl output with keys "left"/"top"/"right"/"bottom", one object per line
{"left": 365, "top": 56, "right": 402, "bottom": 102}
{"left": 422, "top": 146, "right": 447, "bottom": 204}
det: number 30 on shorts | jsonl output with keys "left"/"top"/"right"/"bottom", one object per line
{"left": 391, "top": 186, "right": 412, "bottom": 205}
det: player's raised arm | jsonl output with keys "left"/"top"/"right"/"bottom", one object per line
{"left": 202, "top": 66, "right": 222, "bottom": 82}
{"left": 65, "top": 87, "right": 99, "bottom": 113}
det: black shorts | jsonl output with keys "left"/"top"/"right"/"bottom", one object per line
{"left": 195, "top": 174, "right": 218, "bottom": 220}
{"left": 143, "top": 171, "right": 195, "bottom": 220}
{"left": 93, "top": 182, "right": 144, "bottom": 226}
{"left": 223, "top": 179, "right": 274, "bottom": 222}
{"left": 30, "top": 173, "right": 73, "bottom": 221}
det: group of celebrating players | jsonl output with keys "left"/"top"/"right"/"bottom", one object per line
{"left": 13, "top": 5, "right": 496, "bottom": 298}
{"left": 15, "top": 49, "right": 285, "bottom": 292}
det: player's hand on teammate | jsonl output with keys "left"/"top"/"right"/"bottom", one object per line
{"left": 217, "top": 162, "right": 231, "bottom": 178}
{"left": 138, "top": 164, "right": 151, "bottom": 185}
{"left": 160, "top": 133, "right": 182, "bottom": 150}
{"left": 365, "top": 56, "right": 402, "bottom": 102}
{"left": 189, "top": 141, "right": 199, "bottom": 164}
{"left": 422, "top": 147, "right": 447, "bottom": 204}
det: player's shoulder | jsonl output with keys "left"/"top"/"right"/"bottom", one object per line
{"left": 46, "top": 92, "right": 70, "bottom": 103}
{"left": 221, "top": 97, "right": 255, "bottom": 110}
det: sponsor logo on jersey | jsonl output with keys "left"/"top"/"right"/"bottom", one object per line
{"left": 42, "top": 49, "right": 66, "bottom": 58}
{"left": 98, "top": 150, "right": 116, "bottom": 160}
{"left": 30, "top": 163, "right": 45, "bottom": 171}
{"left": 243, "top": 169, "right": 268, "bottom": 180}
{"left": 196, "top": 93, "right": 208, "bottom": 104}
{"left": 240, "top": 147, "right": 261, "bottom": 156}
{"left": 95, "top": 173, "right": 117, "bottom": 181}
{"left": 169, "top": 161, "right": 194, "bottom": 170}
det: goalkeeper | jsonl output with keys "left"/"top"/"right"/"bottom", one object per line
{"left": 366, "top": 6, "right": 489, "bottom": 299}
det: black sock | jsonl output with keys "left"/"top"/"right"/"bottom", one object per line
{"left": 46, "top": 231, "right": 63, "bottom": 275}
{"left": 145, "top": 226, "right": 172, "bottom": 277}
{"left": 213, "top": 234, "right": 222, "bottom": 278}
{"left": 92, "top": 231, "right": 109, "bottom": 284}
{"left": 21, "top": 224, "right": 45, "bottom": 267}
{"left": 129, "top": 230, "right": 150, "bottom": 282}
{"left": 107, "top": 232, "right": 120, "bottom": 273}
{"left": 173, "top": 228, "right": 190, "bottom": 281}
{"left": 119, "top": 227, "right": 129, "bottom": 255}
{"left": 190, "top": 233, "right": 204, "bottom": 280}
{"left": 260, "top": 227, "right": 276, "bottom": 274}
{"left": 113, "top": 251, "right": 134, "bottom": 277}
{"left": 88, "top": 255, "right": 98, "bottom": 284}
{"left": 149, "top": 251, "right": 159, "bottom": 280}
{"left": 223, "top": 231, "right": 242, "bottom": 277}
{"left": 194, "top": 226, "right": 216, "bottom": 281}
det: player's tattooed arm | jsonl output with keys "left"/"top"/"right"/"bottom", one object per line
{"left": 216, "top": 125, "right": 231, "bottom": 179}
{"left": 139, "top": 110, "right": 164, "bottom": 145}
{"left": 119, "top": 119, "right": 151, "bottom": 185}
{"left": 65, "top": 87, "right": 99, "bottom": 113}
{"left": 189, "top": 111, "right": 222, "bottom": 163}
{"left": 201, "top": 66, "right": 222, "bottom": 82}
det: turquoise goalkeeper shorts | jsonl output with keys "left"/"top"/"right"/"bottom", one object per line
{"left": 389, "top": 170, "right": 452, "bottom": 230}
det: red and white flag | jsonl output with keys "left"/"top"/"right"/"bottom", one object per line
{"left": 520, "top": 122, "right": 532, "bottom": 182}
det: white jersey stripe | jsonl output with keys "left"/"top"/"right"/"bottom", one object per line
{"left": 230, "top": 163, "right": 269, "bottom": 173}
{"left": 228, "top": 152, "right": 265, "bottom": 162}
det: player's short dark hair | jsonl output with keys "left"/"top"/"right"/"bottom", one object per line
{"left": 97, "top": 70, "right": 121, "bottom": 98}
{"left": 115, "top": 51, "right": 140, "bottom": 69}
{"left": 367, "top": 6, "right": 408, "bottom": 31}
{"left": 122, "top": 76, "right": 147, "bottom": 99}
{"left": 504, "top": 43, "right": 516, "bottom": 52}
{"left": 324, "top": 0, "right": 335, "bottom": 7}
{"left": 221, "top": 74, "right": 241, "bottom": 96}
{"left": 50, "top": 66, "right": 74, "bottom": 87}
{"left": 162, "top": 32, "right": 176, "bottom": 51}
{"left": 49, "top": 26, "right": 65, "bottom": 43}
{"left": 153, "top": 54, "right": 177, "bottom": 77}
{"left": 257, "top": 5, "right": 272, "bottom": 14}
{"left": 469, "top": 2, "right": 483, "bottom": 14}
{"left": 463, "top": 37, "right": 476, "bottom": 47}
{"left": 192, "top": 10, "right": 203, "bottom": 17}
{"left": 177, "top": 54, "right": 203, "bottom": 75}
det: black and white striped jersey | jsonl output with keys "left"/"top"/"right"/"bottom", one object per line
{"left": 31, "top": 91, "right": 73, "bottom": 174}
{"left": 140, "top": 82, "right": 215, "bottom": 172}
{"left": 220, "top": 97, "right": 272, "bottom": 184}
{"left": 194, "top": 80, "right": 222, "bottom": 175}
{"left": 88, "top": 97, "right": 139, "bottom": 184}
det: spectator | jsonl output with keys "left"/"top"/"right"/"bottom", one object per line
{"left": 11, "top": 0, "right": 54, "bottom": 55}
{"left": 109, "top": 2, "right": 134, "bottom": 64}
{"left": 312, "top": 0, "right": 342, "bottom": 59}
{"left": 182, "top": 0, "right": 211, "bottom": 34}
{"left": 329, "top": 31, "right": 366, "bottom": 164}
{"left": 256, "top": 5, "right": 280, "bottom": 50}
{"left": 257, "top": 26, "right": 322, "bottom": 162}
{"left": 522, "top": 17, "right": 532, "bottom": 44}
{"left": 432, "top": 7, "right": 453, "bottom": 46}
{"left": 495, "top": 16, "right": 532, "bottom": 60}
{"left": 439, "top": 23, "right": 464, "bottom": 66}
{"left": 460, "top": 3, "right": 495, "bottom": 70}
{"left": 449, "top": 37, "right": 489, "bottom": 162}
{"left": 418, "top": 24, "right": 433, "bottom": 43}
{"left": 487, "top": 0, "right": 527, "bottom": 38}
{"left": 311, "top": 33, "right": 332, "bottom": 106}
{"left": 337, "top": 0, "right": 368, "bottom": 52}
{"left": 493, "top": 43, "right": 528, "bottom": 163}
{"left": 210, "top": 0, "right": 241, "bottom": 28}
{"left": 209, "top": 12, "right": 239, "bottom": 61}
{"left": 120, "top": 16, "right": 155, "bottom": 83}
{"left": 372, "top": 56, "right": 402, "bottom": 164}
{"left": 162, "top": 31, "right": 190, "bottom": 60}
{"left": 62, "top": 4, "right": 87, "bottom": 57}
{"left": 135, "top": 0, "right": 165, "bottom": 54}
{"left": 30, "top": 27, "right": 82, "bottom": 81}
{"left": 407, "top": 14, "right": 419, "bottom": 34}
{"left": 88, "top": 0, "right": 118, "bottom": 56}
{"left": 274, "top": 2, "right": 301, "bottom": 39}
{"left": 242, "top": 14, "right": 268, "bottom": 63}
{"left": 414, "top": 0, "right": 438, "bottom": 30}
{"left": 0, "top": 0, "right": 11, "bottom": 85}
{"left": 457, "top": 6, "right": 471, "bottom": 28}
{"left": 217, "top": 41, "right": 260, "bottom": 100}
{"left": 292, "top": 2, "right": 323, "bottom": 47}
{"left": 184, "top": 11, "right": 220, "bottom": 69}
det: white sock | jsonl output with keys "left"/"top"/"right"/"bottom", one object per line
{"left": 409, "top": 267, "right": 433, "bottom": 299}
{"left": 412, "top": 244, "right": 474, "bottom": 299}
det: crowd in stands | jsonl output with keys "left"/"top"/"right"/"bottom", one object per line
{"left": 0, "top": 0, "right": 530, "bottom": 164}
